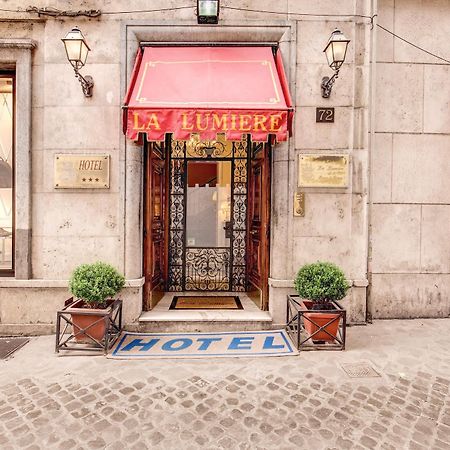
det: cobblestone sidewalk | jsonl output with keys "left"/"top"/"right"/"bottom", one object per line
{"left": 1, "top": 319, "right": 450, "bottom": 449}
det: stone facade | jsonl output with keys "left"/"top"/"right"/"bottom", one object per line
{"left": 370, "top": 0, "right": 450, "bottom": 319}
{"left": 0, "top": 0, "right": 448, "bottom": 334}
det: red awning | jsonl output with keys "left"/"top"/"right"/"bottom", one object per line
{"left": 123, "top": 46, "right": 293, "bottom": 142}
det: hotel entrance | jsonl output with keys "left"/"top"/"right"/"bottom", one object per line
{"left": 143, "top": 134, "right": 271, "bottom": 312}
{"left": 123, "top": 44, "right": 293, "bottom": 318}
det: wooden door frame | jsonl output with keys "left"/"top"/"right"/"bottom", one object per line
{"left": 142, "top": 138, "right": 167, "bottom": 311}
{"left": 143, "top": 135, "right": 272, "bottom": 311}
{"left": 261, "top": 141, "right": 271, "bottom": 311}
{"left": 246, "top": 140, "right": 271, "bottom": 311}
{"left": 163, "top": 134, "right": 171, "bottom": 289}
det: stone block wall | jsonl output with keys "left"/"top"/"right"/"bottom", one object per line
{"left": 370, "top": 0, "right": 450, "bottom": 318}
{"left": 280, "top": 2, "right": 371, "bottom": 325}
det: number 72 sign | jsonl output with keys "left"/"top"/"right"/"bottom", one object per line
{"left": 316, "top": 107, "right": 335, "bottom": 123}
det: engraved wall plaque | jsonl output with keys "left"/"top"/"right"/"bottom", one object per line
{"left": 298, "top": 154, "right": 349, "bottom": 188}
{"left": 54, "top": 155, "right": 110, "bottom": 189}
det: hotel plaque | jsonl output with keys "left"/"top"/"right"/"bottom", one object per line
{"left": 298, "top": 154, "right": 349, "bottom": 188}
{"left": 54, "top": 155, "right": 110, "bottom": 189}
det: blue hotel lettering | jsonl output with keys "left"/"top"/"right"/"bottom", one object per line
{"left": 121, "top": 335, "right": 286, "bottom": 352}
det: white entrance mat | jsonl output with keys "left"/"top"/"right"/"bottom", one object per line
{"left": 107, "top": 330, "right": 298, "bottom": 359}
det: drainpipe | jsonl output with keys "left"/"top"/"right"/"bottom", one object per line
{"left": 366, "top": 0, "right": 378, "bottom": 322}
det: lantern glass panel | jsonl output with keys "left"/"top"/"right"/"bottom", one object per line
{"left": 79, "top": 41, "right": 89, "bottom": 66}
{"left": 324, "top": 43, "right": 334, "bottom": 68}
{"left": 64, "top": 39, "right": 82, "bottom": 64}
{"left": 331, "top": 41, "right": 347, "bottom": 67}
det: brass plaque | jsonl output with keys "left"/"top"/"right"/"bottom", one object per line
{"left": 294, "top": 191, "right": 305, "bottom": 217}
{"left": 54, "top": 155, "right": 110, "bottom": 189}
{"left": 298, "top": 154, "right": 349, "bottom": 188}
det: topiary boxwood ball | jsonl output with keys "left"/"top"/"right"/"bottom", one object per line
{"left": 294, "top": 261, "right": 350, "bottom": 310}
{"left": 69, "top": 261, "right": 125, "bottom": 309}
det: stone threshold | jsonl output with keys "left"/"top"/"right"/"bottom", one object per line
{"left": 139, "top": 310, "right": 272, "bottom": 322}
{"left": 140, "top": 291, "right": 272, "bottom": 323}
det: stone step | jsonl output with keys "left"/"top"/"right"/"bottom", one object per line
{"left": 138, "top": 319, "right": 273, "bottom": 333}
{"left": 137, "top": 303, "right": 274, "bottom": 333}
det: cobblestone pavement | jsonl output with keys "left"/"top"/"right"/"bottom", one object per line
{"left": 1, "top": 319, "right": 450, "bottom": 449}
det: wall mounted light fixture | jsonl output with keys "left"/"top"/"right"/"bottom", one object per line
{"left": 321, "top": 29, "right": 350, "bottom": 98}
{"left": 62, "top": 27, "right": 94, "bottom": 97}
{"left": 197, "top": 0, "right": 220, "bottom": 24}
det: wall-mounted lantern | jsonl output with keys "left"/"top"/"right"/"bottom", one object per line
{"left": 197, "top": 0, "right": 220, "bottom": 24}
{"left": 61, "top": 27, "right": 94, "bottom": 97}
{"left": 321, "top": 29, "right": 350, "bottom": 98}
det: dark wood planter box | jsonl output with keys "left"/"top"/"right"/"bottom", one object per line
{"left": 286, "top": 294, "right": 346, "bottom": 351}
{"left": 55, "top": 297, "right": 123, "bottom": 355}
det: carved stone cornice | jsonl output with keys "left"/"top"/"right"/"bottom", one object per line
{"left": 0, "top": 38, "right": 36, "bottom": 50}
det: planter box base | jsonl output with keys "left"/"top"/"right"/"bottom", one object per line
{"left": 286, "top": 295, "right": 346, "bottom": 351}
{"left": 55, "top": 297, "right": 123, "bottom": 355}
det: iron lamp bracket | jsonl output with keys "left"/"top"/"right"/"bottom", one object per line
{"left": 73, "top": 69, "right": 94, "bottom": 97}
{"left": 321, "top": 72, "right": 339, "bottom": 98}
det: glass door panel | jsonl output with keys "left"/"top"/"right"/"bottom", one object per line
{"left": 186, "top": 161, "right": 231, "bottom": 248}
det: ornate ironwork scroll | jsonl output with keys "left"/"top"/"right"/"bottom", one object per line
{"left": 185, "top": 248, "right": 230, "bottom": 291}
{"left": 186, "top": 133, "right": 232, "bottom": 159}
{"left": 168, "top": 135, "right": 249, "bottom": 292}
{"left": 168, "top": 157, "right": 185, "bottom": 291}
{"left": 230, "top": 141, "right": 248, "bottom": 291}
{"left": 171, "top": 139, "right": 185, "bottom": 158}
{"left": 233, "top": 139, "right": 248, "bottom": 159}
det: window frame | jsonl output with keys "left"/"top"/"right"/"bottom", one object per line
{"left": 0, "top": 71, "right": 15, "bottom": 276}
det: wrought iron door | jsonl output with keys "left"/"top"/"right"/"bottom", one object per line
{"left": 167, "top": 134, "right": 249, "bottom": 291}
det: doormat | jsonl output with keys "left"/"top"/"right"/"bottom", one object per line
{"left": 108, "top": 330, "right": 298, "bottom": 359}
{"left": 0, "top": 337, "right": 29, "bottom": 359}
{"left": 169, "top": 296, "right": 243, "bottom": 310}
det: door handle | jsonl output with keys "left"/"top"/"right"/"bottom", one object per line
{"left": 250, "top": 230, "right": 258, "bottom": 235}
